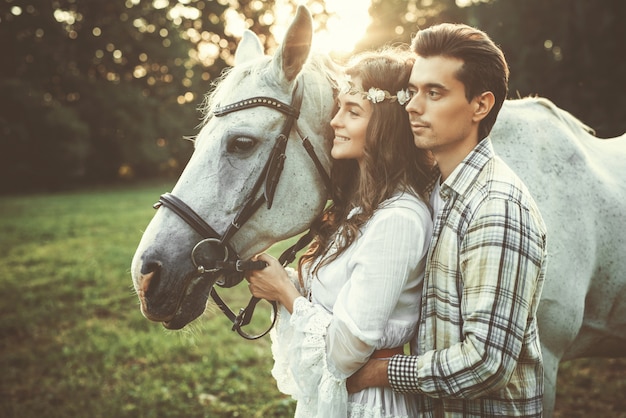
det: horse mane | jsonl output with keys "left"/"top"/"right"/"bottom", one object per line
{"left": 534, "top": 97, "right": 596, "bottom": 136}
{"left": 197, "top": 61, "right": 260, "bottom": 127}
{"left": 511, "top": 96, "right": 596, "bottom": 137}
{"left": 198, "top": 52, "right": 339, "bottom": 129}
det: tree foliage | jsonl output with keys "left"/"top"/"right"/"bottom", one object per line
{"left": 0, "top": 0, "right": 275, "bottom": 193}
{"left": 1, "top": 0, "right": 623, "bottom": 193}
{"left": 471, "top": 0, "right": 626, "bottom": 138}
{"left": 358, "top": 0, "right": 626, "bottom": 139}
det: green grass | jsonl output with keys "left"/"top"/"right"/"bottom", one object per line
{"left": 0, "top": 182, "right": 296, "bottom": 418}
{"left": 0, "top": 183, "right": 624, "bottom": 418}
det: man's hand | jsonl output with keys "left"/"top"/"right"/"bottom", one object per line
{"left": 347, "top": 359, "right": 390, "bottom": 393}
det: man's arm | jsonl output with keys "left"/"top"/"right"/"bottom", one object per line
{"left": 405, "top": 198, "right": 546, "bottom": 399}
{"left": 346, "top": 359, "right": 390, "bottom": 393}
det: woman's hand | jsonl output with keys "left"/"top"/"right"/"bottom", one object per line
{"left": 246, "top": 253, "right": 302, "bottom": 313}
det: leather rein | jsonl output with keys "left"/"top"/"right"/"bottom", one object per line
{"left": 153, "top": 82, "right": 331, "bottom": 339}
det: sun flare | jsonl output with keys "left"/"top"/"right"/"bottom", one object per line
{"left": 270, "top": 0, "right": 372, "bottom": 56}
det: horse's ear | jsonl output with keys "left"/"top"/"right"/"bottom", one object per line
{"left": 273, "top": 5, "right": 312, "bottom": 82}
{"left": 234, "top": 30, "right": 264, "bottom": 66}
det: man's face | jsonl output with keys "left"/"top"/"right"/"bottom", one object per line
{"left": 405, "top": 55, "right": 480, "bottom": 158}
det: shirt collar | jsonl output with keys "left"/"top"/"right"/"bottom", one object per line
{"left": 440, "top": 138, "right": 494, "bottom": 199}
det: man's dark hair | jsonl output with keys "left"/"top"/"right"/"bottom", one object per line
{"left": 411, "top": 23, "right": 509, "bottom": 140}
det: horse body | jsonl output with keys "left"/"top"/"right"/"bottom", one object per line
{"left": 489, "top": 99, "right": 626, "bottom": 412}
{"left": 131, "top": 6, "right": 626, "bottom": 416}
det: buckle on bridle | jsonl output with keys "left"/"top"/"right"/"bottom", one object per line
{"left": 191, "top": 238, "right": 229, "bottom": 274}
{"left": 232, "top": 307, "right": 246, "bottom": 331}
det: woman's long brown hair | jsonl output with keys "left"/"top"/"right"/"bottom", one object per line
{"left": 299, "top": 47, "right": 433, "bottom": 278}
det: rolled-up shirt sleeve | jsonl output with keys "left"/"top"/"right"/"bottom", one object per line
{"left": 390, "top": 197, "right": 546, "bottom": 399}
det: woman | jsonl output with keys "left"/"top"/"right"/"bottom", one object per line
{"left": 247, "top": 48, "right": 433, "bottom": 417}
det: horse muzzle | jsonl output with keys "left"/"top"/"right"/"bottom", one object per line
{"left": 134, "top": 260, "right": 218, "bottom": 329}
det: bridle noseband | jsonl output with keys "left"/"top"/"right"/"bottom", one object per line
{"left": 153, "top": 82, "right": 331, "bottom": 339}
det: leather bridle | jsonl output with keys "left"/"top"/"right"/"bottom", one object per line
{"left": 153, "top": 82, "right": 331, "bottom": 339}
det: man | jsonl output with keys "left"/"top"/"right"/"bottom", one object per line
{"left": 347, "top": 23, "right": 548, "bottom": 417}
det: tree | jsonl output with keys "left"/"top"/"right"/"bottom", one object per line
{"left": 0, "top": 0, "right": 276, "bottom": 193}
{"left": 471, "top": 0, "right": 626, "bottom": 138}
{"left": 356, "top": 0, "right": 625, "bottom": 138}
{"left": 356, "top": 0, "right": 466, "bottom": 51}
{"left": 2, "top": 0, "right": 623, "bottom": 193}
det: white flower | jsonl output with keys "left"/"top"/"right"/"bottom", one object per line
{"left": 397, "top": 89, "right": 411, "bottom": 106}
{"left": 367, "top": 88, "right": 387, "bottom": 103}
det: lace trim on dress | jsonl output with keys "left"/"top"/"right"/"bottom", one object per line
{"left": 270, "top": 297, "right": 349, "bottom": 417}
{"left": 348, "top": 401, "right": 411, "bottom": 418}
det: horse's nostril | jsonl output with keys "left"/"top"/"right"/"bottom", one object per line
{"left": 139, "top": 271, "right": 155, "bottom": 295}
{"left": 139, "top": 261, "right": 162, "bottom": 295}
{"left": 141, "top": 260, "right": 161, "bottom": 276}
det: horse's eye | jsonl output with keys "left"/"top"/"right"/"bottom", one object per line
{"left": 227, "top": 137, "right": 256, "bottom": 153}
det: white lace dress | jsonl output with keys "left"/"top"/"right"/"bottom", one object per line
{"left": 270, "top": 192, "right": 433, "bottom": 418}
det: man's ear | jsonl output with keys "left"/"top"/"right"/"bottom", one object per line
{"left": 472, "top": 91, "right": 495, "bottom": 122}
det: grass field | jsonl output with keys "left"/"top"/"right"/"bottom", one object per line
{"left": 0, "top": 183, "right": 624, "bottom": 417}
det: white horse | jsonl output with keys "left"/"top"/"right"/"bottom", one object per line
{"left": 491, "top": 97, "right": 626, "bottom": 413}
{"left": 131, "top": 6, "right": 626, "bottom": 416}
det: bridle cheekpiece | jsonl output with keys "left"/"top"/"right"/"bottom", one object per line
{"left": 153, "top": 81, "right": 330, "bottom": 339}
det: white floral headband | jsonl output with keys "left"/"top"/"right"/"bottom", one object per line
{"left": 337, "top": 75, "right": 411, "bottom": 106}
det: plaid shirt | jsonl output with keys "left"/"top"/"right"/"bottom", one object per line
{"left": 389, "top": 138, "right": 548, "bottom": 417}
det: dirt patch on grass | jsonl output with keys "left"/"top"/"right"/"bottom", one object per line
{"left": 554, "top": 358, "right": 626, "bottom": 418}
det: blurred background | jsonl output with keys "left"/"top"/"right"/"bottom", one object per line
{"left": 1, "top": 2, "right": 625, "bottom": 417}
{"left": 1, "top": 0, "right": 624, "bottom": 194}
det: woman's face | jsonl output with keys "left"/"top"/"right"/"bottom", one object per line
{"left": 330, "top": 76, "right": 372, "bottom": 165}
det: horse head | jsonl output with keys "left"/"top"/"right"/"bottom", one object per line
{"left": 131, "top": 6, "right": 336, "bottom": 330}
